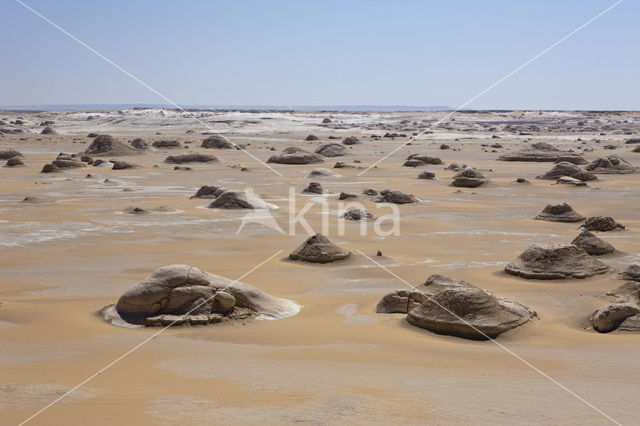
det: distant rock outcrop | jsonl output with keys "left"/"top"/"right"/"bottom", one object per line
{"left": 498, "top": 142, "right": 586, "bottom": 164}
{"left": 85, "top": 135, "right": 141, "bottom": 156}
{"left": 164, "top": 153, "right": 218, "bottom": 164}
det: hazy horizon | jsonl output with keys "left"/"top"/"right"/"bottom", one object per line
{"left": 1, "top": 0, "right": 637, "bottom": 109}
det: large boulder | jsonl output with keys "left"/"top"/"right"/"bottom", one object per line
{"left": 376, "top": 275, "right": 471, "bottom": 314}
{"left": 585, "top": 156, "right": 638, "bottom": 174}
{"left": 571, "top": 231, "right": 615, "bottom": 255}
{"left": 406, "top": 286, "right": 536, "bottom": 340}
{"left": 451, "top": 168, "right": 487, "bottom": 188}
{"left": 504, "top": 244, "right": 609, "bottom": 279}
{"left": 581, "top": 216, "right": 626, "bottom": 232}
{"left": 373, "top": 189, "right": 418, "bottom": 204}
{"left": 0, "top": 149, "right": 22, "bottom": 160}
{"left": 267, "top": 147, "right": 324, "bottom": 164}
{"left": 302, "top": 182, "right": 326, "bottom": 194}
{"left": 190, "top": 185, "right": 227, "bottom": 199}
{"left": 289, "top": 233, "right": 350, "bottom": 263}
{"left": 620, "top": 265, "right": 640, "bottom": 282}
{"left": 40, "top": 126, "right": 56, "bottom": 135}
{"left": 315, "top": 143, "right": 346, "bottom": 157}
{"left": 201, "top": 135, "right": 234, "bottom": 149}
{"left": 106, "top": 264, "right": 299, "bottom": 326}
{"left": 5, "top": 157, "right": 24, "bottom": 167}
{"left": 534, "top": 203, "right": 585, "bottom": 223}
{"left": 164, "top": 153, "right": 218, "bottom": 164}
{"left": 592, "top": 289, "right": 640, "bottom": 333}
{"left": 85, "top": 135, "right": 140, "bottom": 156}
{"left": 498, "top": 142, "right": 586, "bottom": 164}
{"left": 536, "top": 162, "right": 597, "bottom": 181}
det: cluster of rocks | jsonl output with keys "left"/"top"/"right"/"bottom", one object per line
{"left": 376, "top": 275, "right": 536, "bottom": 340}
{"left": 103, "top": 265, "right": 299, "bottom": 327}
{"left": 41, "top": 153, "right": 86, "bottom": 173}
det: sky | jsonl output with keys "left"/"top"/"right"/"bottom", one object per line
{"left": 0, "top": 0, "right": 638, "bottom": 110}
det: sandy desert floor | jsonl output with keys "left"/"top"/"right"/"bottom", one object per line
{"left": 1, "top": 109, "right": 639, "bottom": 425}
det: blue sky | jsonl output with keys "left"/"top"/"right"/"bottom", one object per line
{"left": 1, "top": 0, "right": 637, "bottom": 109}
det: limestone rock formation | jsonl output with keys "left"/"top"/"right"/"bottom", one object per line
{"left": 571, "top": 231, "right": 615, "bottom": 255}
{"left": 581, "top": 216, "right": 626, "bottom": 232}
{"left": 130, "top": 138, "right": 149, "bottom": 150}
{"left": 306, "top": 168, "right": 341, "bottom": 178}
{"left": 373, "top": 189, "right": 418, "bottom": 204}
{"left": 377, "top": 275, "right": 536, "bottom": 340}
{"left": 315, "top": 143, "right": 346, "bottom": 157}
{"left": 342, "top": 136, "right": 360, "bottom": 145}
{"left": 267, "top": 147, "right": 324, "bottom": 164}
{"left": 105, "top": 265, "right": 299, "bottom": 326}
{"left": 289, "top": 233, "right": 350, "bottom": 263}
{"left": 505, "top": 244, "right": 608, "bottom": 279}
{"left": 164, "top": 153, "right": 218, "bottom": 164}
{"left": 201, "top": 135, "right": 234, "bottom": 149}
{"left": 451, "top": 168, "right": 487, "bottom": 187}
{"left": 207, "top": 189, "right": 272, "bottom": 210}
{"left": 498, "top": 142, "right": 586, "bottom": 164}
{"left": 537, "top": 162, "right": 597, "bottom": 181}
{"left": 342, "top": 207, "right": 374, "bottom": 221}
{"left": 403, "top": 154, "right": 442, "bottom": 167}
{"left": 152, "top": 140, "right": 182, "bottom": 149}
{"left": 302, "top": 182, "right": 326, "bottom": 194}
{"left": 0, "top": 149, "right": 22, "bottom": 160}
{"left": 85, "top": 135, "right": 140, "bottom": 156}
{"left": 585, "top": 156, "right": 638, "bottom": 174}
{"left": 535, "top": 203, "right": 585, "bottom": 223}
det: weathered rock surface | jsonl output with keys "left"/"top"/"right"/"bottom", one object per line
{"left": 342, "top": 136, "right": 360, "bottom": 145}
{"left": 111, "top": 160, "right": 139, "bottom": 170}
{"left": 85, "top": 135, "right": 140, "bottom": 156}
{"left": 207, "top": 190, "right": 272, "bottom": 210}
{"left": 130, "top": 138, "right": 149, "bottom": 150}
{"left": 40, "top": 126, "right": 56, "bottom": 134}
{"left": 403, "top": 154, "right": 442, "bottom": 167}
{"left": 342, "top": 207, "right": 374, "bottom": 221}
{"left": 505, "top": 244, "right": 609, "bottom": 279}
{"left": 289, "top": 233, "right": 350, "bottom": 263}
{"left": 5, "top": 157, "right": 24, "bottom": 167}
{"left": 377, "top": 275, "right": 536, "bottom": 340}
{"left": 302, "top": 182, "right": 326, "bottom": 194}
{"left": 201, "top": 135, "right": 234, "bottom": 149}
{"left": 373, "top": 189, "right": 418, "bottom": 204}
{"left": 106, "top": 265, "right": 299, "bottom": 326}
{"left": 267, "top": 147, "right": 324, "bottom": 164}
{"left": 164, "top": 153, "right": 218, "bottom": 164}
{"left": 417, "top": 171, "right": 436, "bottom": 180}
{"left": 571, "top": 231, "right": 615, "bottom": 255}
{"left": 452, "top": 168, "right": 487, "bottom": 187}
{"left": 498, "top": 142, "right": 586, "bottom": 164}
{"left": 620, "top": 264, "right": 640, "bottom": 281}
{"left": 0, "top": 149, "right": 22, "bottom": 160}
{"left": 152, "top": 140, "right": 182, "bottom": 149}
{"left": 581, "top": 216, "right": 626, "bottom": 232}
{"left": 585, "top": 156, "right": 638, "bottom": 174}
{"left": 537, "top": 162, "right": 597, "bottom": 181}
{"left": 535, "top": 203, "right": 585, "bottom": 222}
{"left": 315, "top": 143, "right": 346, "bottom": 157}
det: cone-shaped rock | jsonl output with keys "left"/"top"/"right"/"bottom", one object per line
{"left": 537, "top": 162, "right": 596, "bottom": 181}
{"left": 581, "top": 216, "right": 626, "bottom": 232}
{"left": 535, "top": 203, "right": 585, "bottom": 222}
{"left": 289, "top": 233, "right": 350, "bottom": 263}
{"left": 85, "top": 135, "right": 140, "bottom": 156}
{"left": 571, "top": 231, "right": 615, "bottom": 255}
{"left": 505, "top": 244, "right": 609, "bottom": 279}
